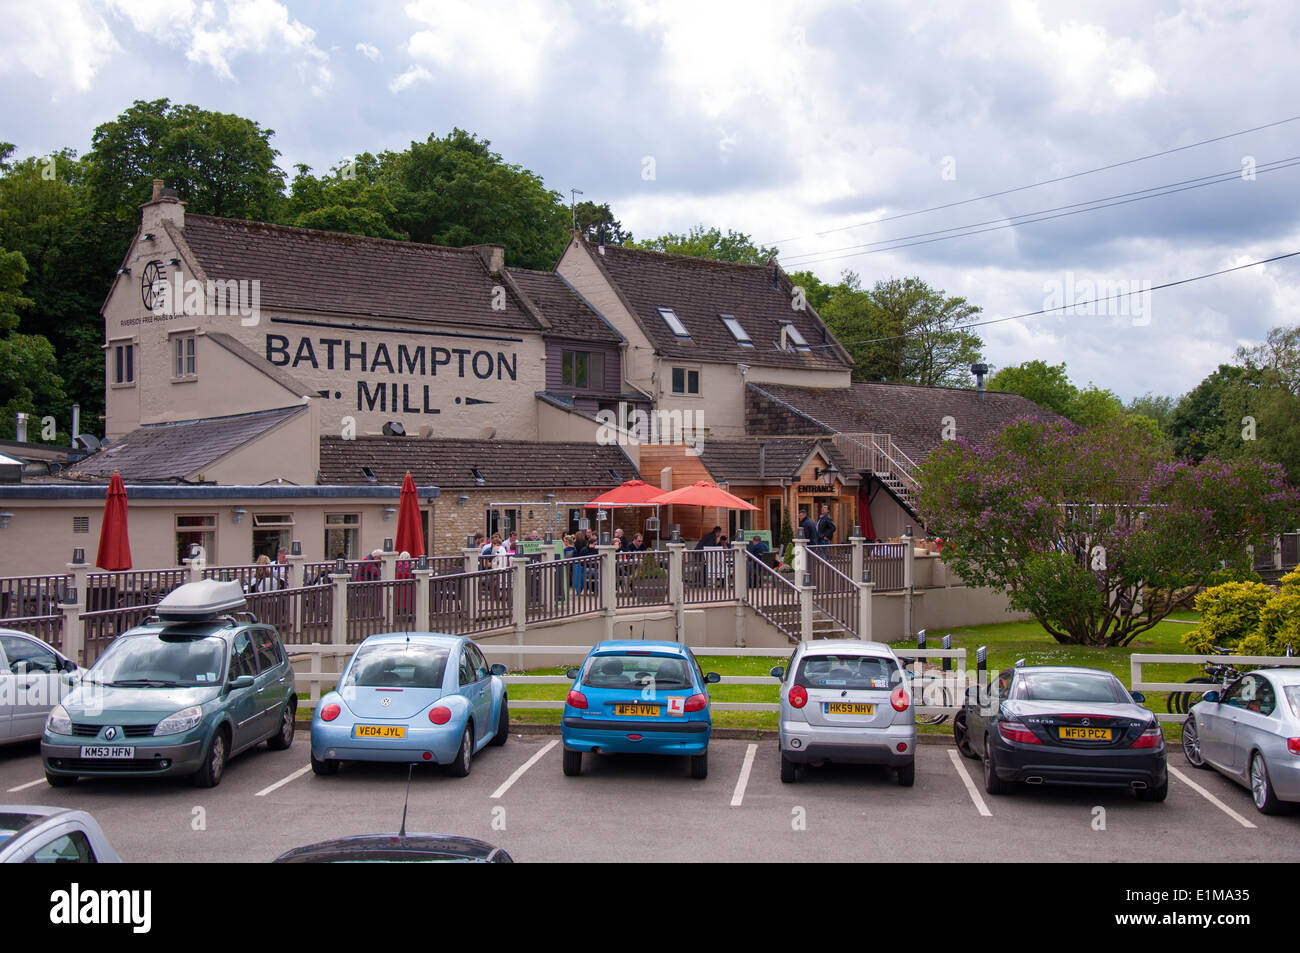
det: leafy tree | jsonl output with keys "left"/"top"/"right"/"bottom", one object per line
{"left": 987, "top": 361, "right": 1076, "bottom": 417}
{"left": 0, "top": 246, "right": 66, "bottom": 440}
{"left": 1127, "top": 392, "right": 1176, "bottom": 431}
{"left": 786, "top": 269, "right": 833, "bottom": 312}
{"left": 573, "top": 200, "right": 631, "bottom": 245}
{"left": 918, "top": 416, "right": 1300, "bottom": 646}
{"left": 283, "top": 157, "right": 405, "bottom": 239}
{"left": 1069, "top": 384, "right": 1128, "bottom": 428}
{"left": 633, "top": 225, "right": 777, "bottom": 264}
{"left": 1167, "top": 364, "right": 1260, "bottom": 462}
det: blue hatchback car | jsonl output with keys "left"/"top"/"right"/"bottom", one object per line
{"left": 561, "top": 640, "right": 719, "bottom": 779}
{"left": 311, "top": 633, "right": 508, "bottom": 777}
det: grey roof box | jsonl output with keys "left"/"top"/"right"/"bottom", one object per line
{"left": 156, "top": 579, "right": 247, "bottom": 621}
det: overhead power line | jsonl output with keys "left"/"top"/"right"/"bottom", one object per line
{"left": 781, "top": 157, "right": 1300, "bottom": 269}
{"left": 763, "top": 114, "right": 1300, "bottom": 246}
{"left": 814, "top": 251, "right": 1300, "bottom": 350}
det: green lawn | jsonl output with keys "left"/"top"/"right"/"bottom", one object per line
{"left": 507, "top": 616, "right": 1212, "bottom": 738}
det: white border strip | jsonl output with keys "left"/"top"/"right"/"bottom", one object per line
{"left": 947, "top": 748, "right": 992, "bottom": 817}
{"left": 1168, "top": 765, "right": 1257, "bottom": 829}
{"left": 491, "top": 739, "right": 557, "bottom": 799}
{"left": 730, "top": 743, "right": 757, "bottom": 807}
{"left": 256, "top": 764, "right": 313, "bottom": 797}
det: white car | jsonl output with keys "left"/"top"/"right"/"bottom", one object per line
{"left": 0, "top": 629, "right": 83, "bottom": 744}
{"left": 0, "top": 806, "right": 122, "bottom": 863}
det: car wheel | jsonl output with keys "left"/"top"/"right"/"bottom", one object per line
{"left": 45, "top": 771, "right": 76, "bottom": 788}
{"left": 192, "top": 727, "right": 228, "bottom": 789}
{"left": 562, "top": 747, "right": 583, "bottom": 777}
{"left": 1251, "top": 752, "right": 1289, "bottom": 815}
{"left": 954, "top": 709, "right": 978, "bottom": 759}
{"left": 489, "top": 697, "right": 509, "bottom": 746}
{"left": 445, "top": 725, "right": 473, "bottom": 778}
{"left": 689, "top": 750, "right": 708, "bottom": 780}
{"left": 1182, "top": 717, "right": 1207, "bottom": 768}
{"left": 983, "top": 735, "right": 1012, "bottom": 795}
{"left": 897, "top": 761, "right": 916, "bottom": 787}
{"left": 310, "top": 751, "right": 340, "bottom": 776}
{"left": 267, "top": 701, "right": 296, "bottom": 750}
{"left": 1136, "top": 777, "right": 1168, "bottom": 802}
{"left": 780, "top": 752, "right": 799, "bottom": 783}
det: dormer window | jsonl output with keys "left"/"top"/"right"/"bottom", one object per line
{"left": 720, "top": 314, "right": 753, "bottom": 347}
{"left": 657, "top": 307, "right": 690, "bottom": 338}
{"left": 780, "top": 321, "right": 810, "bottom": 351}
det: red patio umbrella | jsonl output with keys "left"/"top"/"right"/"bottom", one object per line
{"left": 95, "top": 471, "right": 132, "bottom": 571}
{"left": 649, "top": 481, "right": 759, "bottom": 510}
{"left": 585, "top": 480, "right": 666, "bottom": 507}
{"left": 394, "top": 472, "right": 425, "bottom": 557}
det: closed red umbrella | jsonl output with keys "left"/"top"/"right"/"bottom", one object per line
{"left": 95, "top": 471, "right": 132, "bottom": 571}
{"left": 394, "top": 472, "right": 425, "bottom": 558}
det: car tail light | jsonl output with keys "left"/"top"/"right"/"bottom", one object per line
{"left": 998, "top": 721, "right": 1042, "bottom": 745}
{"left": 891, "top": 687, "right": 910, "bottom": 712}
{"left": 789, "top": 685, "right": 807, "bottom": 709}
{"left": 684, "top": 693, "right": 707, "bottom": 712}
{"left": 1131, "top": 725, "right": 1163, "bottom": 749}
{"left": 320, "top": 703, "right": 340, "bottom": 722}
{"left": 1288, "top": 737, "right": 1300, "bottom": 755}
{"left": 429, "top": 706, "right": 451, "bottom": 725}
{"left": 566, "top": 690, "right": 588, "bottom": 709}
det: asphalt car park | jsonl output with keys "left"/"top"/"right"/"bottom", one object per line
{"left": 2, "top": 732, "right": 1297, "bottom": 862}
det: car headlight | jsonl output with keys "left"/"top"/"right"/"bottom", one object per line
{"left": 154, "top": 705, "right": 204, "bottom": 736}
{"left": 47, "top": 704, "right": 72, "bottom": 735}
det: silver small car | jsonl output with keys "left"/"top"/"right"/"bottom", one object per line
{"left": 0, "top": 806, "right": 122, "bottom": 863}
{"left": 0, "top": 629, "right": 83, "bottom": 745}
{"left": 1184, "top": 667, "right": 1300, "bottom": 814}
{"left": 771, "top": 640, "right": 916, "bottom": 786}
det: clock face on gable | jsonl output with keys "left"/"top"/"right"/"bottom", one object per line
{"left": 140, "top": 260, "right": 164, "bottom": 311}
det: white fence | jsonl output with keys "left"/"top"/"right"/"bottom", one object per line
{"left": 1130, "top": 653, "right": 1300, "bottom": 723}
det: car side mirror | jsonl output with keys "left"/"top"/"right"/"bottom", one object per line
{"left": 1202, "top": 690, "right": 1220, "bottom": 704}
{"left": 769, "top": 665, "right": 784, "bottom": 679}
{"left": 61, "top": 658, "right": 78, "bottom": 674}
{"left": 705, "top": 672, "right": 721, "bottom": 684}
{"left": 227, "top": 675, "right": 255, "bottom": 691}
{"left": 490, "top": 664, "right": 507, "bottom": 676}
{"left": 566, "top": 667, "right": 580, "bottom": 680}
{"left": 1130, "top": 691, "right": 1146, "bottom": 704}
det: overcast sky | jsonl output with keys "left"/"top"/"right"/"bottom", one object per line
{"left": 4, "top": 0, "right": 1299, "bottom": 402}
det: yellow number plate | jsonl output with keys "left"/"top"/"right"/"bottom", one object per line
{"left": 825, "top": 703, "right": 875, "bottom": 715}
{"left": 614, "top": 704, "right": 660, "bottom": 717}
{"left": 354, "top": 725, "right": 406, "bottom": 739}
{"left": 1059, "top": 726, "right": 1112, "bottom": 741}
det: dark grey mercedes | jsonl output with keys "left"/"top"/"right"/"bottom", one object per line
{"left": 954, "top": 665, "right": 1167, "bottom": 801}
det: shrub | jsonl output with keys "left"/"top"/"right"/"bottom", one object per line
{"left": 1182, "top": 581, "right": 1273, "bottom": 653}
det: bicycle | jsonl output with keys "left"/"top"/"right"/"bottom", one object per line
{"left": 1166, "top": 650, "right": 1242, "bottom": 715}
{"left": 903, "top": 666, "right": 954, "bottom": 725}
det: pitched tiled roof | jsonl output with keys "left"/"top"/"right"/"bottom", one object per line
{"left": 581, "top": 242, "right": 852, "bottom": 370}
{"left": 318, "top": 437, "right": 638, "bottom": 488}
{"left": 746, "top": 381, "right": 1062, "bottom": 461}
{"left": 698, "top": 438, "right": 853, "bottom": 482}
{"left": 175, "top": 216, "right": 541, "bottom": 332}
{"left": 506, "top": 268, "right": 622, "bottom": 344}
{"left": 66, "top": 406, "right": 308, "bottom": 482}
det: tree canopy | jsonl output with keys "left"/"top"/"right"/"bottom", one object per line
{"left": 632, "top": 225, "right": 777, "bottom": 264}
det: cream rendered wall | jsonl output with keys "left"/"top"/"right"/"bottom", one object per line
{"left": 198, "top": 406, "right": 320, "bottom": 486}
{"left": 534, "top": 400, "right": 640, "bottom": 471}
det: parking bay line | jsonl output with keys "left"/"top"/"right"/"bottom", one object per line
{"left": 256, "top": 764, "right": 312, "bottom": 797}
{"left": 730, "top": 743, "right": 757, "bottom": 807}
{"left": 6, "top": 778, "right": 46, "bottom": 793}
{"left": 491, "top": 740, "right": 557, "bottom": 799}
{"left": 1168, "top": 766, "right": 1257, "bottom": 829}
{"left": 946, "top": 749, "right": 992, "bottom": 817}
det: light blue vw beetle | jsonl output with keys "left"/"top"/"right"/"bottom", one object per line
{"left": 310, "top": 633, "right": 508, "bottom": 777}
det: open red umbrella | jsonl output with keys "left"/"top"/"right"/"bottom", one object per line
{"left": 649, "top": 482, "right": 758, "bottom": 510}
{"left": 394, "top": 472, "right": 425, "bottom": 557}
{"left": 95, "top": 471, "right": 132, "bottom": 571}
{"left": 585, "top": 480, "right": 665, "bottom": 507}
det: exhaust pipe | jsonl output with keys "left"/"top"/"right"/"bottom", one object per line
{"left": 1130, "top": 780, "right": 1148, "bottom": 790}
{"left": 1024, "top": 776, "right": 1043, "bottom": 785}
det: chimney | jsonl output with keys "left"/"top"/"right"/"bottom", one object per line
{"left": 971, "top": 363, "right": 989, "bottom": 399}
{"left": 475, "top": 244, "right": 505, "bottom": 275}
{"left": 142, "top": 179, "right": 185, "bottom": 231}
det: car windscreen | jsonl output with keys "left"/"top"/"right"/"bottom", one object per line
{"left": 343, "top": 643, "right": 450, "bottom": 689}
{"left": 0, "top": 813, "right": 42, "bottom": 848}
{"left": 582, "top": 654, "right": 694, "bottom": 690}
{"left": 796, "top": 654, "right": 901, "bottom": 690}
{"left": 1015, "top": 672, "right": 1128, "bottom": 704}
{"left": 89, "top": 633, "right": 227, "bottom": 688}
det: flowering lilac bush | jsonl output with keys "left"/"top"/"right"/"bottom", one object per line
{"left": 918, "top": 417, "right": 1300, "bottom": 646}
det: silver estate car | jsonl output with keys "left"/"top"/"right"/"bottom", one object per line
{"left": 0, "top": 806, "right": 122, "bottom": 863}
{"left": 771, "top": 640, "right": 916, "bottom": 786}
{"left": 1183, "top": 667, "right": 1300, "bottom": 815}
{"left": 0, "top": 629, "right": 83, "bottom": 745}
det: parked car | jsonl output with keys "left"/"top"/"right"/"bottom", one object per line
{"left": 1183, "top": 667, "right": 1300, "bottom": 815}
{"left": 273, "top": 833, "right": 512, "bottom": 863}
{"left": 957, "top": 665, "right": 1167, "bottom": 800}
{"left": 771, "top": 639, "right": 916, "bottom": 786}
{"left": 41, "top": 579, "right": 298, "bottom": 788}
{"left": 310, "top": 632, "right": 508, "bottom": 776}
{"left": 561, "top": 640, "right": 718, "bottom": 779}
{"left": 0, "top": 805, "right": 122, "bottom": 863}
{"left": 0, "top": 630, "right": 83, "bottom": 745}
